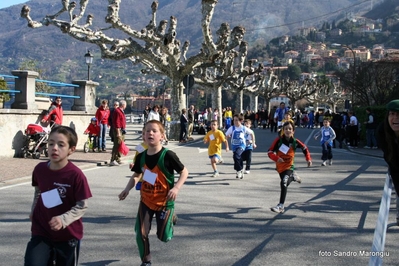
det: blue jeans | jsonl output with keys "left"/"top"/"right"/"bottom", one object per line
{"left": 98, "top": 123, "right": 107, "bottom": 150}
{"left": 321, "top": 143, "right": 333, "bottom": 161}
{"left": 366, "top": 128, "right": 377, "bottom": 147}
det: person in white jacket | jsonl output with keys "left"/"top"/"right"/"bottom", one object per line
{"left": 147, "top": 105, "right": 160, "bottom": 122}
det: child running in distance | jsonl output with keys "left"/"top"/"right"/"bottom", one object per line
{"left": 279, "top": 111, "right": 294, "bottom": 136}
{"left": 203, "top": 120, "right": 229, "bottom": 177}
{"left": 118, "top": 120, "right": 188, "bottom": 266}
{"left": 225, "top": 114, "right": 250, "bottom": 179}
{"left": 268, "top": 121, "right": 312, "bottom": 213}
{"left": 314, "top": 117, "right": 336, "bottom": 166}
{"left": 24, "top": 126, "right": 92, "bottom": 266}
{"left": 242, "top": 119, "right": 257, "bottom": 174}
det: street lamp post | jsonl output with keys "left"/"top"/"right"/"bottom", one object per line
{"left": 84, "top": 50, "right": 93, "bottom": 81}
{"left": 343, "top": 45, "right": 356, "bottom": 109}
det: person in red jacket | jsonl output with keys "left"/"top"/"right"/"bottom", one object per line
{"left": 41, "top": 96, "right": 63, "bottom": 127}
{"left": 95, "top": 99, "right": 110, "bottom": 152}
{"left": 110, "top": 100, "right": 127, "bottom": 166}
{"left": 84, "top": 118, "right": 100, "bottom": 152}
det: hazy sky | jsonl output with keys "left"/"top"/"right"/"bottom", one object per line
{"left": 0, "top": 0, "right": 29, "bottom": 9}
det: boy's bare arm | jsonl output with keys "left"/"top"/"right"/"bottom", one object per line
{"left": 168, "top": 167, "right": 188, "bottom": 201}
{"left": 119, "top": 173, "right": 142, "bottom": 200}
{"left": 224, "top": 140, "right": 230, "bottom": 151}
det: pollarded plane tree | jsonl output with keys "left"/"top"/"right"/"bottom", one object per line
{"left": 20, "top": 0, "right": 243, "bottom": 138}
{"left": 306, "top": 81, "right": 347, "bottom": 113}
{"left": 190, "top": 24, "right": 267, "bottom": 123}
{"left": 257, "top": 68, "right": 280, "bottom": 112}
{"left": 276, "top": 78, "right": 318, "bottom": 110}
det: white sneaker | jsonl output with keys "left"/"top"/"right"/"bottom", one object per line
{"left": 110, "top": 161, "right": 120, "bottom": 166}
{"left": 363, "top": 146, "right": 371, "bottom": 149}
{"left": 321, "top": 161, "right": 327, "bottom": 166}
{"left": 329, "top": 159, "right": 332, "bottom": 165}
{"left": 271, "top": 204, "right": 285, "bottom": 213}
{"left": 212, "top": 171, "right": 219, "bottom": 177}
{"left": 237, "top": 170, "right": 243, "bottom": 179}
{"left": 245, "top": 170, "right": 250, "bottom": 174}
{"left": 292, "top": 172, "right": 301, "bottom": 183}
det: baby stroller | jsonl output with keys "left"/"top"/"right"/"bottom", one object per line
{"left": 21, "top": 124, "right": 51, "bottom": 159}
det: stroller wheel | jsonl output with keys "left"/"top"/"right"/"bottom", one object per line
{"left": 32, "top": 152, "right": 41, "bottom": 159}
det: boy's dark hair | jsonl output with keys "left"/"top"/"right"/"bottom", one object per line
{"left": 244, "top": 119, "right": 252, "bottom": 124}
{"left": 50, "top": 126, "right": 78, "bottom": 147}
{"left": 323, "top": 117, "right": 331, "bottom": 122}
{"left": 233, "top": 113, "right": 244, "bottom": 121}
{"left": 210, "top": 119, "right": 218, "bottom": 124}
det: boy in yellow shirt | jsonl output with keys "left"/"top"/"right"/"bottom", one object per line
{"left": 203, "top": 120, "right": 230, "bottom": 177}
{"left": 279, "top": 111, "right": 295, "bottom": 136}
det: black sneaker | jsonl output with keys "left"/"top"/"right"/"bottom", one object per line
{"left": 140, "top": 262, "right": 151, "bottom": 266}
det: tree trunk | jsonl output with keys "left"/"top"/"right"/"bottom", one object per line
{"left": 169, "top": 80, "right": 185, "bottom": 141}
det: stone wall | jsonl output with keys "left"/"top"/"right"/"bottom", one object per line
{"left": 0, "top": 109, "right": 95, "bottom": 158}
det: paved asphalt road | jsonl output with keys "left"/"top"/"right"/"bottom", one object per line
{"left": 0, "top": 125, "right": 398, "bottom": 266}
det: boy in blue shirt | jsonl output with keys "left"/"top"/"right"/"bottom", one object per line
{"left": 225, "top": 114, "right": 248, "bottom": 179}
{"left": 314, "top": 117, "right": 336, "bottom": 166}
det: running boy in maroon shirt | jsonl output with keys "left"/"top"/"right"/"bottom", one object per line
{"left": 24, "top": 126, "right": 92, "bottom": 266}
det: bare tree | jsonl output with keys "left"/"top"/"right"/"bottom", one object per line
{"left": 20, "top": 0, "right": 248, "bottom": 138}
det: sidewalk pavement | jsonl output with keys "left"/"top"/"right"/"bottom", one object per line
{"left": 0, "top": 124, "right": 383, "bottom": 185}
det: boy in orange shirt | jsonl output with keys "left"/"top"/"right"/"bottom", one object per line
{"left": 268, "top": 120, "right": 312, "bottom": 213}
{"left": 118, "top": 120, "right": 188, "bottom": 266}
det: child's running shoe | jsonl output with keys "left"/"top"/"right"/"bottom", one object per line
{"left": 292, "top": 172, "right": 301, "bottom": 183}
{"left": 321, "top": 161, "right": 327, "bottom": 166}
{"left": 212, "top": 171, "right": 219, "bottom": 177}
{"left": 271, "top": 204, "right": 284, "bottom": 213}
{"left": 329, "top": 159, "right": 333, "bottom": 165}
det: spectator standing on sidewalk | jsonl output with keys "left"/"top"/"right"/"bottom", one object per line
{"left": 143, "top": 105, "right": 150, "bottom": 124}
{"left": 147, "top": 105, "right": 160, "bottom": 122}
{"left": 110, "top": 100, "right": 127, "bottom": 166}
{"left": 347, "top": 111, "right": 358, "bottom": 148}
{"left": 363, "top": 107, "right": 378, "bottom": 149}
{"left": 179, "top": 108, "right": 188, "bottom": 143}
{"left": 95, "top": 99, "right": 110, "bottom": 152}
{"left": 41, "top": 96, "right": 63, "bottom": 127}
{"left": 159, "top": 107, "right": 170, "bottom": 145}
{"left": 269, "top": 106, "right": 277, "bottom": 132}
{"left": 377, "top": 99, "right": 399, "bottom": 225}
{"left": 274, "top": 102, "right": 289, "bottom": 131}
{"left": 188, "top": 105, "right": 195, "bottom": 138}
{"left": 108, "top": 101, "right": 119, "bottom": 143}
